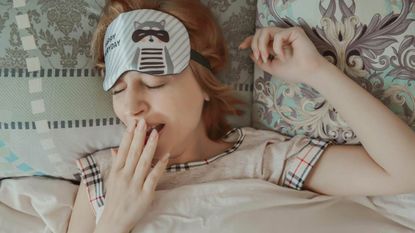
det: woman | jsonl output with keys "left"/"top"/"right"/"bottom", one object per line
{"left": 67, "top": 0, "right": 415, "bottom": 232}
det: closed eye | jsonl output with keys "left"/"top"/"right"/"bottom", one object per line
{"left": 111, "top": 83, "right": 165, "bottom": 95}
{"left": 145, "top": 83, "right": 165, "bottom": 89}
{"left": 111, "top": 88, "right": 124, "bottom": 95}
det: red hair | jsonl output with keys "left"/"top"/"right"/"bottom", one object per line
{"left": 91, "top": 0, "right": 245, "bottom": 140}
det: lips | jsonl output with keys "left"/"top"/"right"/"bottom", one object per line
{"left": 145, "top": 124, "right": 165, "bottom": 144}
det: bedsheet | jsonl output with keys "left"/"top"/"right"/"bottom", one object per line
{"left": 0, "top": 177, "right": 78, "bottom": 233}
{"left": 0, "top": 177, "right": 414, "bottom": 233}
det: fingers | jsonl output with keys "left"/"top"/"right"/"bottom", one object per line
{"left": 112, "top": 119, "right": 137, "bottom": 171}
{"left": 111, "top": 148, "right": 118, "bottom": 157}
{"left": 273, "top": 29, "right": 291, "bottom": 61}
{"left": 249, "top": 52, "right": 274, "bottom": 75}
{"left": 143, "top": 153, "right": 170, "bottom": 192}
{"left": 133, "top": 129, "right": 159, "bottom": 186}
{"left": 124, "top": 119, "right": 147, "bottom": 173}
{"left": 241, "top": 27, "right": 306, "bottom": 65}
{"left": 238, "top": 36, "right": 253, "bottom": 50}
{"left": 251, "top": 29, "right": 260, "bottom": 61}
{"left": 240, "top": 28, "right": 281, "bottom": 63}
{"left": 257, "top": 29, "right": 272, "bottom": 63}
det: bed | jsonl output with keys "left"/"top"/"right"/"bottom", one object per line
{"left": 1, "top": 0, "right": 414, "bottom": 232}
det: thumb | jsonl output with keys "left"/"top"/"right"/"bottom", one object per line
{"left": 239, "top": 35, "right": 253, "bottom": 49}
{"left": 249, "top": 52, "right": 276, "bottom": 75}
{"left": 111, "top": 148, "right": 118, "bottom": 157}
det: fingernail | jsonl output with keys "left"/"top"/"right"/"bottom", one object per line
{"left": 149, "top": 129, "right": 158, "bottom": 143}
{"left": 137, "top": 119, "right": 145, "bottom": 130}
{"left": 162, "top": 153, "right": 170, "bottom": 162}
{"left": 262, "top": 53, "right": 268, "bottom": 63}
{"left": 127, "top": 119, "right": 136, "bottom": 132}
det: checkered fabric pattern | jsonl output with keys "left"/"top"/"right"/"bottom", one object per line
{"left": 166, "top": 128, "right": 244, "bottom": 172}
{"left": 75, "top": 127, "right": 244, "bottom": 215}
{"left": 75, "top": 155, "right": 105, "bottom": 216}
{"left": 282, "top": 138, "right": 332, "bottom": 190}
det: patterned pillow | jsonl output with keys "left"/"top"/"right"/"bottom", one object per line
{"left": 0, "top": 0, "right": 256, "bottom": 181}
{"left": 253, "top": 0, "right": 415, "bottom": 144}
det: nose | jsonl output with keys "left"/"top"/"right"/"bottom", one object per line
{"left": 123, "top": 88, "right": 149, "bottom": 119}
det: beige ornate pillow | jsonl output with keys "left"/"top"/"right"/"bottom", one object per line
{"left": 253, "top": 0, "right": 415, "bottom": 143}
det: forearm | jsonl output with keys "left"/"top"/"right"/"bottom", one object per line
{"left": 94, "top": 213, "right": 132, "bottom": 233}
{"left": 308, "top": 62, "right": 415, "bottom": 181}
{"left": 93, "top": 222, "right": 131, "bottom": 233}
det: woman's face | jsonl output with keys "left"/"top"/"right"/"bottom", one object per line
{"left": 111, "top": 66, "right": 208, "bottom": 160}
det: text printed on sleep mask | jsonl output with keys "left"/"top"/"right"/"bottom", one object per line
{"left": 104, "top": 33, "right": 121, "bottom": 57}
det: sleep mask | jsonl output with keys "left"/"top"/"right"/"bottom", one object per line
{"left": 103, "top": 9, "right": 211, "bottom": 91}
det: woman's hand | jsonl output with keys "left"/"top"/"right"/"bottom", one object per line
{"left": 239, "top": 26, "right": 330, "bottom": 85}
{"left": 97, "top": 119, "right": 170, "bottom": 232}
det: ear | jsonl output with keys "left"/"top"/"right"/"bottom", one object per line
{"left": 160, "top": 20, "right": 165, "bottom": 27}
{"left": 134, "top": 21, "right": 141, "bottom": 29}
{"left": 203, "top": 92, "right": 210, "bottom": 101}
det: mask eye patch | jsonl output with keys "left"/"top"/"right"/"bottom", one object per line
{"left": 103, "top": 9, "right": 211, "bottom": 92}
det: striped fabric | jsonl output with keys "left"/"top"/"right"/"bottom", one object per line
{"left": 137, "top": 47, "right": 167, "bottom": 75}
{"left": 103, "top": 9, "right": 191, "bottom": 91}
{"left": 282, "top": 138, "right": 332, "bottom": 190}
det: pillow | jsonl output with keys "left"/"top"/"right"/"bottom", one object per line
{"left": 0, "top": 0, "right": 124, "bottom": 181}
{"left": 203, "top": 0, "right": 257, "bottom": 127}
{"left": 0, "top": 0, "right": 256, "bottom": 181}
{"left": 253, "top": 0, "right": 415, "bottom": 144}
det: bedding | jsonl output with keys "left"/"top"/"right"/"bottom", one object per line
{"left": 0, "top": 177, "right": 414, "bottom": 233}
{"left": 253, "top": 0, "right": 415, "bottom": 144}
{"left": 1, "top": 0, "right": 415, "bottom": 233}
{"left": 0, "top": 0, "right": 255, "bottom": 180}
{"left": 0, "top": 177, "right": 78, "bottom": 233}
{"left": 0, "top": 0, "right": 124, "bottom": 180}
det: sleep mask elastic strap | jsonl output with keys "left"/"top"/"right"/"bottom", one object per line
{"left": 191, "top": 49, "right": 212, "bottom": 71}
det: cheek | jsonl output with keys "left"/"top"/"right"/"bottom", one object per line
{"left": 154, "top": 87, "right": 204, "bottom": 135}
{"left": 160, "top": 87, "right": 203, "bottom": 120}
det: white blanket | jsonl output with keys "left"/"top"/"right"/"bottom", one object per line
{"left": 0, "top": 177, "right": 78, "bottom": 233}
{"left": 1, "top": 177, "right": 414, "bottom": 233}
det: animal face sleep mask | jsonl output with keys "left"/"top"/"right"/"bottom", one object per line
{"left": 103, "top": 9, "right": 212, "bottom": 91}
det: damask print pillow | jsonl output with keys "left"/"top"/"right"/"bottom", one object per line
{"left": 0, "top": 0, "right": 256, "bottom": 181}
{"left": 0, "top": 0, "right": 123, "bottom": 181}
{"left": 253, "top": 0, "right": 415, "bottom": 144}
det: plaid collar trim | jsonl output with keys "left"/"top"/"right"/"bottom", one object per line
{"left": 166, "top": 128, "right": 245, "bottom": 173}
{"left": 75, "top": 127, "right": 245, "bottom": 212}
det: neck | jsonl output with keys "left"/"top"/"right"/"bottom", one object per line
{"left": 167, "top": 121, "right": 231, "bottom": 166}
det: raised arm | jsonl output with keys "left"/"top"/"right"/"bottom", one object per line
{"left": 303, "top": 61, "right": 415, "bottom": 195}
{"left": 240, "top": 27, "right": 415, "bottom": 195}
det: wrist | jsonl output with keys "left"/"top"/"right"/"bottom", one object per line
{"left": 305, "top": 60, "right": 341, "bottom": 90}
{"left": 94, "top": 222, "right": 130, "bottom": 233}
{"left": 95, "top": 213, "right": 132, "bottom": 233}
